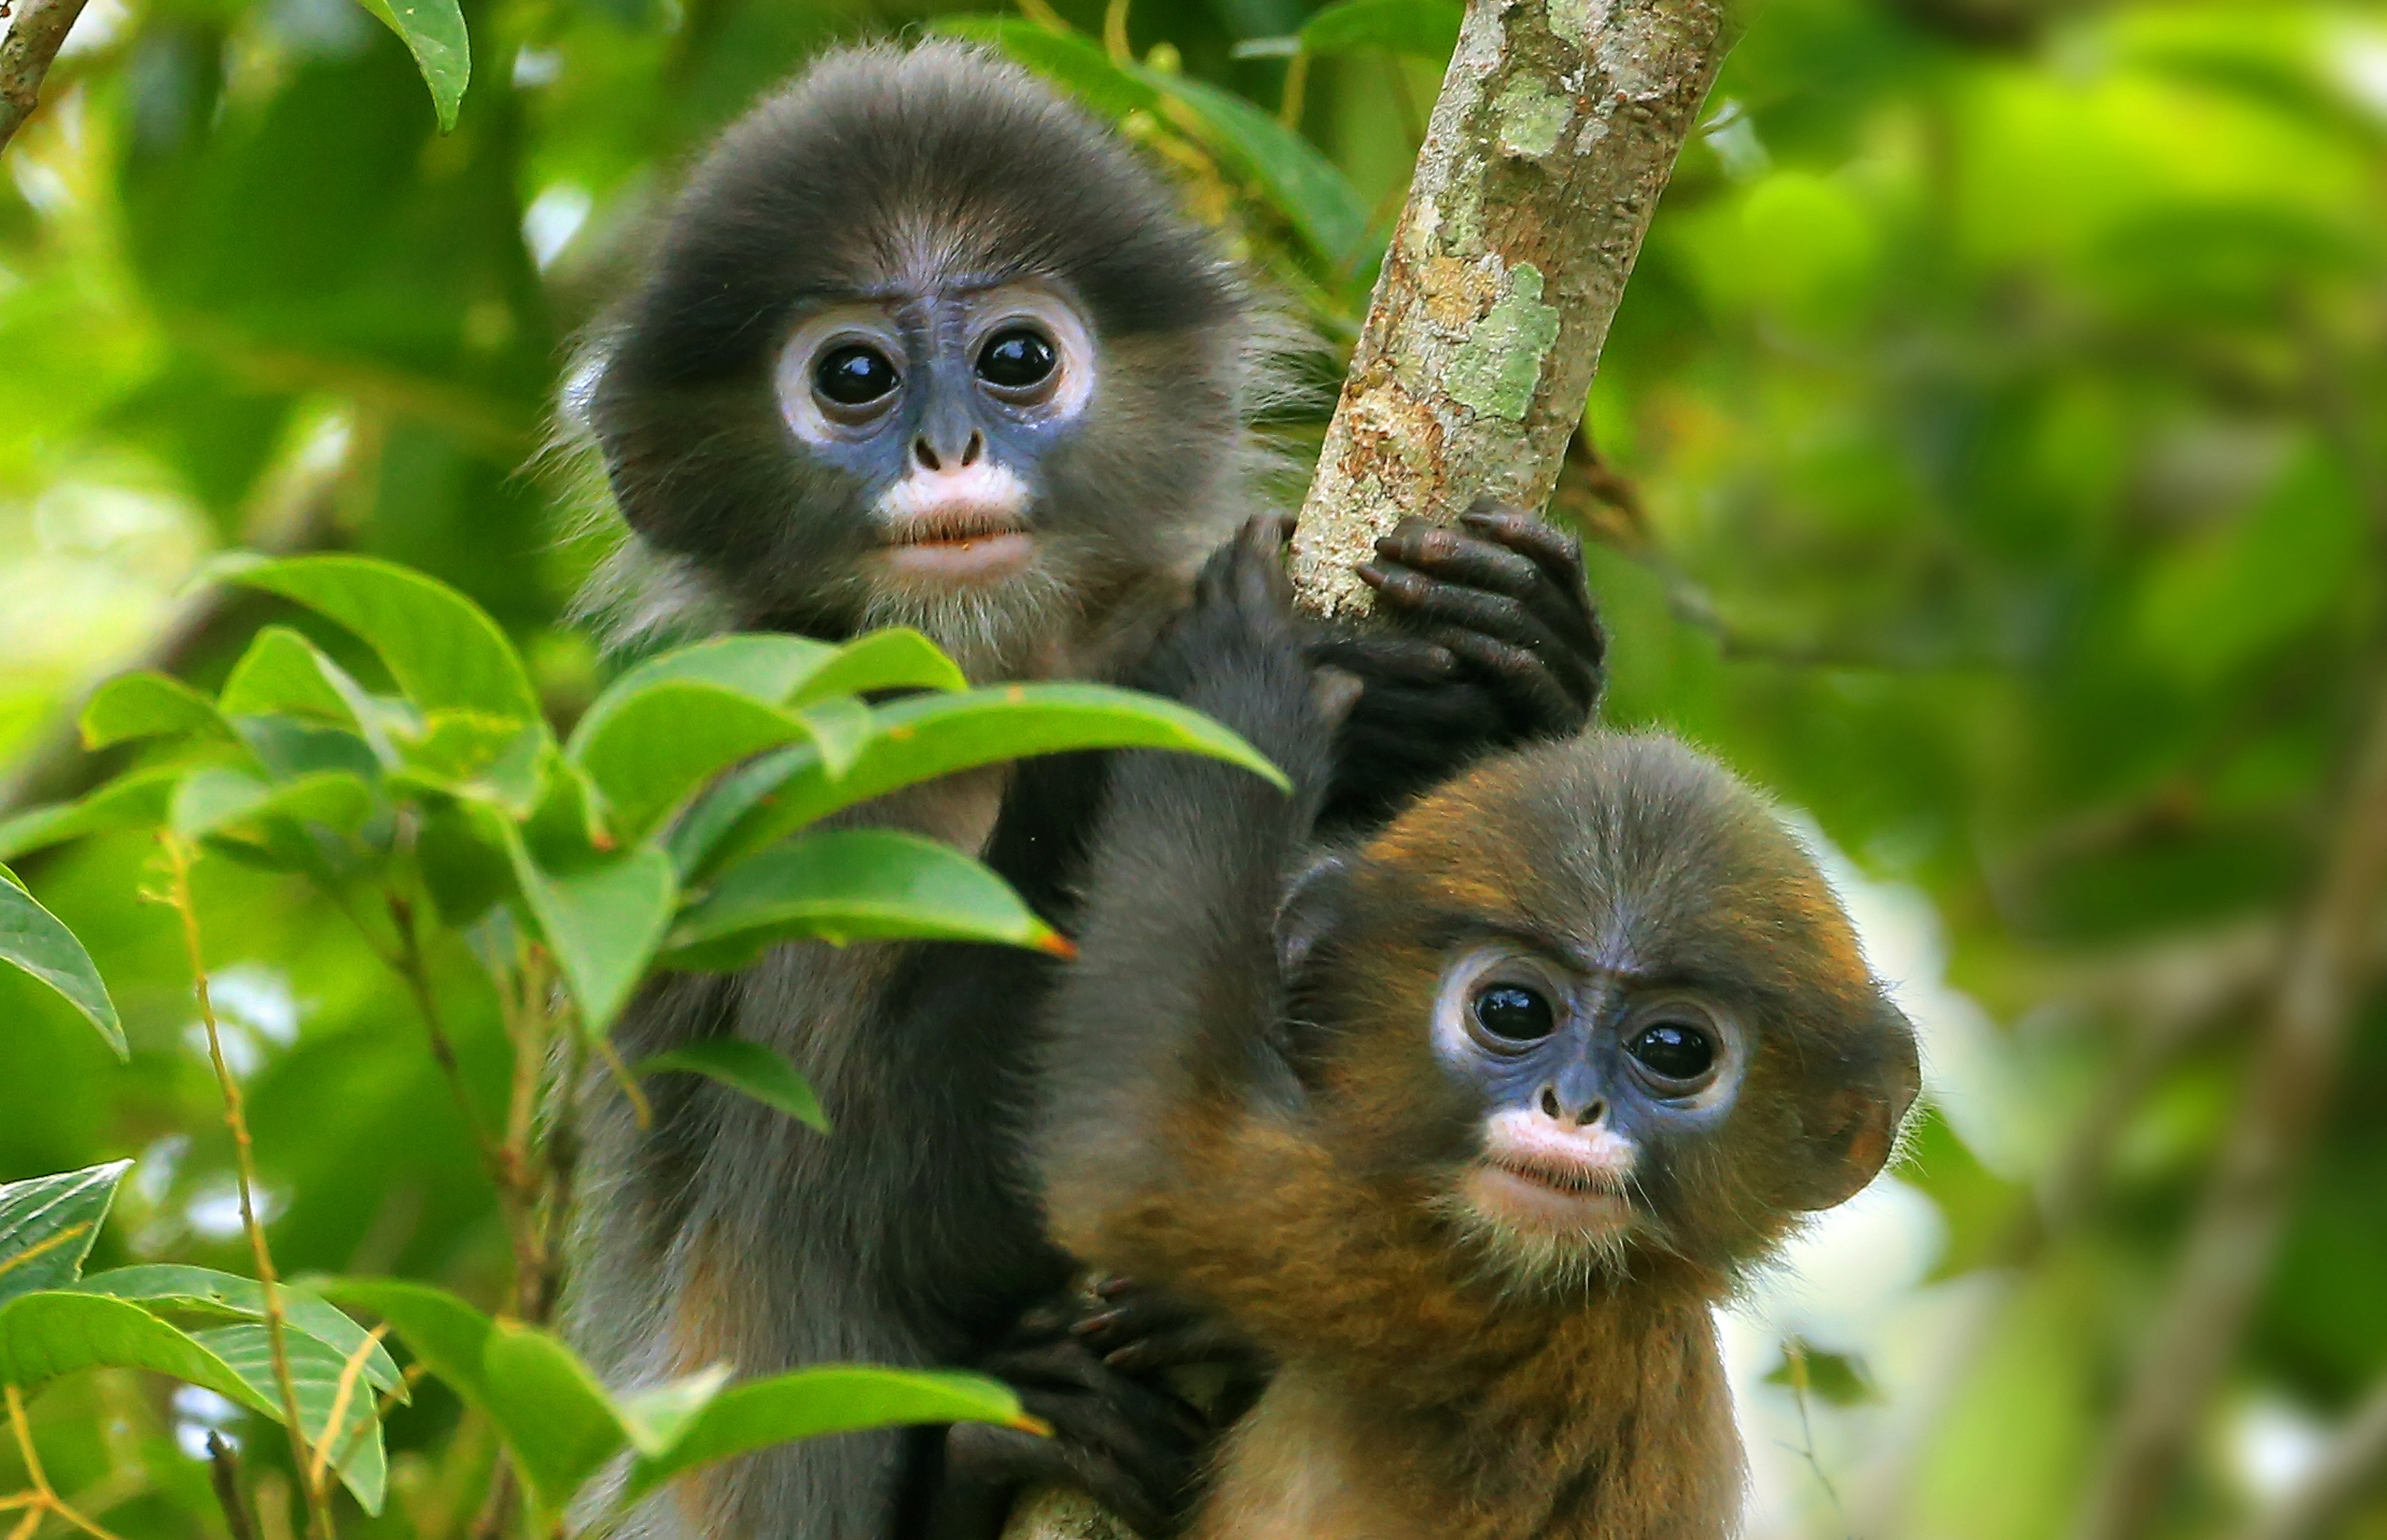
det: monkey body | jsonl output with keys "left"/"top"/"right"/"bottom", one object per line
{"left": 1037, "top": 525, "right": 1917, "bottom": 1540}
{"left": 566, "top": 44, "right": 1610, "bottom": 1540}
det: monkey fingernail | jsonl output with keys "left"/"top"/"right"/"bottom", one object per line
{"left": 1073, "top": 1311, "right": 1125, "bottom": 1336}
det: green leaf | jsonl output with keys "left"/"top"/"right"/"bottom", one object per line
{"left": 1767, "top": 1340, "right": 1882, "bottom": 1408}
{"left": 933, "top": 17, "right": 1165, "bottom": 119}
{"left": 1299, "top": 0, "right": 1463, "bottom": 57}
{"left": 80, "top": 1265, "right": 403, "bottom": 1396}
{"left": 212, "top": 555, "right": 537, "bottom": 722}
{"left": 393, "top": 713, "right": 550, "bottom": 815}
{"left": 697, "top": 684, "right": 1287, "bottom": 878}
{"left": 569, "top": 682, "right": 814, "bottom": 844}
{"left": 347, "top": 0, "right": 471, "bottom": 132}
{"left": 479, "top": 1322, "right": 627, "bottom": 1521}
{"left": 0, "top": 1291, "right": 272, "bottom": 1411}
{"left": 170, "top": 768, "right": 377, "bottom": 843}
{"left": 0, "top": 869, "right": 124, "bottom": 1058}
{"left": 194, "top": 1323, "right": 390, "bottom": 1513}
{"left": 307, "top": 1278, "right": 494, "bottom": 1406}
{"left": 622, "top": 1368, "right": 1028, "bottom": 1503}
{"left": 0, "top": 1163, "right": 129, "bottom": 1303}
{"left": 786, "top": 630, "right": 968, "bottom": 705}
{"left": 504, "top": 833, "right": 678, "bottom": 1035}
{"left": 665, "top": 830, "right": 1066, "bottom": 973}
{"left": 582, "top": 635, "right": 839, "bottom": 726}
{"left": 615, "top": 1365, "right": 733, "bottom": 1458}
{"left": 219, "top": 626, "right": 379, "bottom": 737}
{"left": 1135, "top": 67, "right": 1373, "bottom": 268}
{"left": 798, "top": 696, "right": 873, "bottom": 781}
{"left": 79, "top": 673, "right": 228, "bottom": 750}
{"left": 633, "top": 1040, "right": 828, "bottom": 1134}
{"left": 0, "top": 766, "right": 184, "bottom": 860}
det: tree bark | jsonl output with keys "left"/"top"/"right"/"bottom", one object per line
{"left": 1289, "top": 0, "right": 1739, "bottom": 616}
{"left": 1006, "top": 4, "right": 1736, "bottom": 1538}
{"left": 0, "top": 0, "right": 92, "bottom": 152}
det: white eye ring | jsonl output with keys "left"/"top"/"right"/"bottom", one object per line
{"left": 965, "top": 285, "right": 1096, "bottom": 423}
{"left": 776, "top": 306, "right": 906, "bottom": 446}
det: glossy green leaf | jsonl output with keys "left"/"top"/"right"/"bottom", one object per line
{"left": 81, "top": 1265, "right": 403, "bottom": 1395}
{"left": 78, "top": 673, "right": 228, "bottom": 750}
{"left": 569, "top": 681, "right": 814, "bottom": 843}
{"left": 219, "top": 626, "right": 378, "bottom": 735}
{"left": 1136, "top": 66, "right": 1373, "bottom": 267}
{"left": 195, "top": 1322, "right": 390, "bottom": 1513}
{"left": 665, "top": 830, "right": 1066, "bottom": 973}
{"left": 1299, "top": 0, "right": 1463, "bottom": 57}
{"left": 633, "top": 1039, "right": 829, "bottom": 1133}
{"left": 170, "top": 767, "right": 377, "bottom": 843}
{"left": 580, "top": 635, "right": 838, "bottom": 727}
{"left": 0, "top": 1162, "right": 129, "bottom": 1304}
{"left": 933, "top": 17, "right": 1165, "bottom": 119}
{"left": 479, "top": 1321, "right": 627, "bottom": 1520}
{"left": 786, "top": 629, "right": 968, "bottom": 705}
{"left": 798, "top": 695, "right": 874, "bottom": 781}
{"left": 696, "top": 684, "right": 1287, "bottom": 878}
{"left": 0, "top": 766, "right": 185, "bottom": 861}
{"left": 308, "top": 1278, "right": 495, "bottom": 1406}
{"left": 212, "top": 554, "right": 538, "bottom": 722}
{"left": 348, "top": 0, "right": 471, "bottom": 133}
{"left": 622, "top": 1367, "right": 1029, "bottom": 1503}
{"left": 0, "top": 1291, "right": 271, "bottom": 1411}
{"left": 0, "top": 870, "right": 124, "bottom": 1058}
{"left": 392, "top": 713, "right": 550, "bottom": 814}
{"left": 615, "top": 1364, "right": 733, "bottom": 1458}
{"left": 504, "top": 833, "right": 678, "bottom": 1035}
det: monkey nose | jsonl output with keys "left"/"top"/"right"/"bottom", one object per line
{"left": 1540, "top": 1084, "right": 1606, "bottom": 1128}
{"left": 913, "top": 429, "right": 985, "bottom": 472}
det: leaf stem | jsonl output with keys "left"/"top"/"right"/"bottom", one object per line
{"left": 4, "top": 1386, "right": 131, "bottom": 1540}
{"left": 155, "top": 836, "right": 333, "bottom": 1540}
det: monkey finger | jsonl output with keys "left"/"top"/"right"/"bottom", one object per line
{"left": 1018, "top": 1378, "right": 1207, "bottom": 1487}
{"left": 1359, "top": 562, "right": 1576, "bottom": 677}
{"left": 997, "top": 1345, "right": 1209, "bottom": 1444}
{"left": 1459, "top": 503, "right": 1591, "bottom": 595}
{"left": 1102, "top": 1321, "right": 1267, "bottom": 1375}
{"left": 1439, "top": 629, "right": 1587, "bottom": 735}
{"left": 1377, "top": 523, "right": 1602, "bottom": 662}
{"left": 1307, "top": 633, "right": 1460, "bottom": 685}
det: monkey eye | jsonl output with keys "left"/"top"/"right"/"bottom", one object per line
{"left": 1626, "top": 1019, "right": 1718, "bottom": 1089}
{"left": 1469, "top": 984, "right": 1557, "bottom": 1048}
{"left": 975, "top": 326, "right": 1059, "bottom": 399}
{"left": 814, "top": 344, "right": 900, "bottom": 413}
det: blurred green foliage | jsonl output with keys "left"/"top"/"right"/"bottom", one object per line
{"left": 5, "top": 0, "right": 2387, "bottom": 1538}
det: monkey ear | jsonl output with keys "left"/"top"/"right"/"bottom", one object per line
{"left": 1275, "top": 851, "right": 1356, "bottom": 976}
{"left": 1789, "top": 1007, "right": 1923, "bottom": 1212}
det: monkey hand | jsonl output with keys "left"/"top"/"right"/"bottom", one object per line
{"left": 1313, "top": 500, "right": 1606, "bottom": 824}
{"left": 929, "top": 1306, "right": 1213, "bottom": 1540}
{"left": 1064, "top": 1275, "right": 1272, "bottom": 1420}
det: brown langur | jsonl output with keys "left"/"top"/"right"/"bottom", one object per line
{"left": 1028, "top": 520, "right": 1923, "bottom": 1540}
{"left": 561, "top": 42, "right": 1609, "bottom": 1540}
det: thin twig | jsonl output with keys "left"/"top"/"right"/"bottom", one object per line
{"left": 0, "top": 0, "right": 90, "bottom": 152}
{"left": 4, "top": 1386, "right": 131, "bottom": 1540}
{"left": 2068, "top": 664, "right": 2387, "bottom": 1540}
{"left": 386, "top": 893, "right": 505, "bottom": 1185}
{"left": 206, "top": 1434, "right": 256, "bottom": 1540}
{"left": 153, "top": 839, "right": 334, "bottom": 1540}
{"left": 307, "top": 1327, "right": 389, "bottom": 1496}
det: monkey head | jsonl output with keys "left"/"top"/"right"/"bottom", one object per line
{"left": 1280, "top": 732, "right": 1921, "bottom": 1291}
{"left": 582, "top": 42, "right": 1262, "bottom": 677}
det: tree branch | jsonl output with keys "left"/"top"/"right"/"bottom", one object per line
{"left": 2067, "top": 665, "right": 2387, "bottom": 1540}
{"left": 0, "top": 0, "right": 92, "bottom": 152}
{"left": 1289, "top": 0, "right": 1740, "bottom": 616}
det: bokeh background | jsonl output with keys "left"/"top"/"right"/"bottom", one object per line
{"left": 3, "top": 0, "right": 2385, "bottom": 1538}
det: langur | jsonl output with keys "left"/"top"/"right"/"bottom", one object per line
{"left": 563, "top": 42, "right": 1608, "bottom": 1540}
{"left": 1028, "top": 519, "right": 1921, "bottom": 1540}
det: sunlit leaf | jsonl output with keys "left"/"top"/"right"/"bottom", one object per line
{"left": 798, "top": 695, "right": 874, "bottom": 781}
{"left": 622, "top": 1368, "right": 1029, "bottom": 1503}
{"left": 79, "top": 673, "right": 228, "bottom": 750}
{"left": 0, "top": 1163, "right": 129, "bottom": 1303}
{"left": 212, "top": 554, "right": 538, "bottom": 723}
{"left": 308, "top": 1278, "right": 494, "bottom": 1405}
{"left": 348, "top": 0, "right": 471, "bottom": 133}
{"left": 195, "top": 1323, "right": 390, "bottom": 1513}
{"left": 170, "top": 767, "right": 377, "bottom": 843}
{"left": 0, "top": 767, "right": 185, "bottom": 861}
{"left": 934, "top": 16, "right": 1164, "bottom": 118}
{"left": 393, "top": 713, "right": 550, "bottom": 815}
{"left": 633, "top": 1040, "right": 828, "bottom": 1133}
{"left": 665, "top": 830, "right": 1067, "bottom": 973}
{"left": 479, "top": 1321, "right": 627, "bottom": 1521}
{"left": 219, "top": 626, "right": 384, "bottom": 743}
{"left": 569, "top": 681, "right": 814, "bottom": 843}
{"left": 579, "top": 635, "right": 838, "bottom": 727}
{"left": 0, "top": 870, "right": 124, "bottom": 1057}
{"left": 787, "top": 630, "right": 968, "bottom": 705}
{"left": 81, "top": 1265, "right": 404, "bottom": 1395}
{"left": 1136, "top": 68, "right": 1373, "bottom": 268}
{"left": 692, "top": 685, "right": 1287, "bottom": 879}
{"left": 615, "top": 1364, "right": 733, "bottom": 1458}
{"left": 0, "top": 1292, "right": 270, "bottom": 1413}
{"left": 503, "top": 833, "right": 678, "bottom": 1035}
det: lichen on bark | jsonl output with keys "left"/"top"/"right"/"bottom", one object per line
{"left": 1289, "top": 0, "right": 1742, "bottom": 617}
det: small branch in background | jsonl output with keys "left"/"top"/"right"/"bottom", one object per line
{"left": 206, "top": 1434, "right": 257, "bottom": 1540}
{"left": 2237, "top": 1373, "right": 2387, "bottom": 1540}
{"left": 152, "top": 837, "right": 336, "bottom": 1540}
{"left": 2, "top": 1385, "right": 129, "bottom": 1540}
{"left": 2067, "top": 666, "right": 2387, "bottom": 1540}
{"left": 0, "top": 0, "right": 91, "bottom": 152}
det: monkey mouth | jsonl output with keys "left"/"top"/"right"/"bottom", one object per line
{"left": 1468, "top": 1158, "right": 1634, "bottom": 1236}
{"left": 878, "top": 504, "right": 1036, "bottom": 580}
